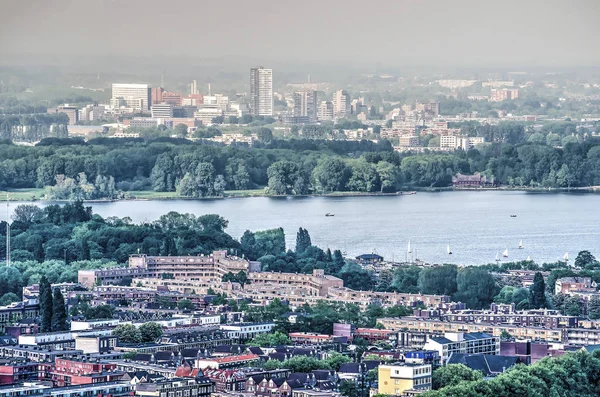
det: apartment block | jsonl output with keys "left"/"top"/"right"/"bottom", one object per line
{"left": 423, "top": 332, "right": 500, "bottom": 365}
{"left": 250, "top": 67, "right": 273, "bottom": 116}
{"left": 378, "top": 363, "right": 432, "bottom": 395}
{"left": 490, "top": 88, "right": 519, "bottom": 102}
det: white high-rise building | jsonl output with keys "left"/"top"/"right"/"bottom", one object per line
{"left": 293, "top": 91, "right": 318, "bottom": 122}
{"left": 190, "top": 80, "right": 198, "bottom": 95}
{"left": 332, "top": 90, "right": 351, "bottom": 118}
{"left": 250, "top": 67, "right": 273, "bottom": 117}
{"left": 111, "top": 83, "right": 152, "bottom": 111}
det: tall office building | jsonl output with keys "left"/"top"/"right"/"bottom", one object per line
{"left": 250, "top": 67, "right": 273, "bottom": 116}
{"left": 151, "top": 103, "right": 174, "bottom": 118}
{"left": 190, "top": 80, "right": 198, "bottom": 95}
{"left": 111, "top": 83, "right": 152, "bottom": 111}
{"left": 318, "top": 101, "right": 334, "bottom": 121}
{"left": 293, "top": 91, "right": 318, "bottom": 122}
{"left": 332, "top": 90, "right": 351, "bottom": 118}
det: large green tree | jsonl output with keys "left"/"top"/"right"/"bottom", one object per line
{"left": 39, "top": 276, "right": 53, "bottom": 332}
{"left": 529, "top": 272, "right": 547, "bottom": 309}
{"left": 51, "top": 288, "right": 68, "bottom": 331}
{"left": 417, "top": 265, "right": 458, "bottom": 296}
{"left": 453, "top": 267, "right": 498, "bottom": 309}
{"left": 432, "top": 364, "right": 484, "bottom": 390}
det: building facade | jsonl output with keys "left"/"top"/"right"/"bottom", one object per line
{"left": 378, "top": 363, "right": 432, "bottom": 395}
{"left": 293, "top": 91, "right": 318, "bottom": 122}
{"left": 250, "top": 67, "right": 273, "bottom": 117}
{"left": 111, "top": 83, "right": 152, "bottom": 111}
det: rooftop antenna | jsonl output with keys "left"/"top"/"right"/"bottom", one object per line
{"left": 208, "top": 83, "right": 212, "bottom": 96}
{"left": 5, "top": 193, "right": 9, "bottom": 267}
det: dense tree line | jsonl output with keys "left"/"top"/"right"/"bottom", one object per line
{"left": 0, "top": 114, "right": 69, "bottom": 141}
{"left": 4, "top": 133, "right": 600, "bottom": 196}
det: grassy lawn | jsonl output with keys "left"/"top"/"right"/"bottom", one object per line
{"left": 0, "top": 188, "right": 46, "bottom": 201}
{"left": 224, "top": 189, "right": 265, "bottom": 197}
{"left": 126, "top": 191, "right": 181, "bottom": 199}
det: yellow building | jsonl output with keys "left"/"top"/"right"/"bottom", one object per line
{"left": 378, "top": 363, "right": 432, "bottom": 395}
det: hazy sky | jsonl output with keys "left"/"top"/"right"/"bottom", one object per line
{"left": 1, "top": 0, "right": 599, "bottom": 67}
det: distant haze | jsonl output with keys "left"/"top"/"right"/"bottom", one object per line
{"left": 1, "top": 0, "right": 599, "bottom": 68}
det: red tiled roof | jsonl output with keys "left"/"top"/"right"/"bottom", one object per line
{"left": 175, "top": 366, "right": 201, "bottom": 377}
{"left": 213, "top": 354, "right": 259, "bottom": 364}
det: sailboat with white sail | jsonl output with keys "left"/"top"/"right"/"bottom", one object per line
{"left": 518, "top": 240, "right": 524, "bottom": 249}
{"left": 495, "top": 252, "right": 500, "bottom": 262}
{"left": 564, "top": 252, "right": 569, "bottom": 262}
{"left": 526, "top": 256, "right": 531, "bottom": 261}
{"left": 503, "top": 249, "right": 509, "bottom": 258}
{"left": 447, "top": 245, "right": 452, "bottom": 255}
{"left": 407, "top": 240, "right": 412, "bottom": 254}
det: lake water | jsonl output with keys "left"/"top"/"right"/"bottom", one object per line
{"left": 3, "top": 191, "right": 600, "bottom": 266}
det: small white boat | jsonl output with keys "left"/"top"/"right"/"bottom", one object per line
{"left": 503, "top": 249, "right": 509, "bottom": 258}
{"left": 495, "top": 252, "right": 500, "bottom": 262}
{"left": 447, "top": 245, "right": 452, "bottom": 255}
{"left": 526, "top": 256, "right": 532, "bottom": 261}
{"left": 564, "top": 252, "right": 569, "bottom": 262}
{"left": 518, "top": 240, "right": 524, "bottom": 249}
{"left": 407, "top": 240, "right": 412, "bottom": 254}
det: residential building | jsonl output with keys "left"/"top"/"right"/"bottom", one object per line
{"left": 555, "top": 277, "right": 595, "bottom": 295}
{"left": 219, "top": 323, "right": 275, "bottom": 340}
{"left": 378, "top": 363, "right": 432, "bottom": 395}
{"left": 0, "top": 381, "right": 132, "bottom": 397}
{"left": 78, "top": 251, "right": 249, "bottom": 289}
{"left": 112, "top": 83, "right": 152, "bottom": 111}
{"left": 202, "top": 369, "right": 246, "bottom": 392}
{"left": 250, "top": 67, "right": 273, "bottom": 116}
{"left": 378, "top": 317, "right": 566, "bottom": 344}
{"left": 332, "top": 90, "right": 350, "bottom": 118}
{"left": 399, "top": 136, "right": 420, "bottom": 147}
{"left": 440, "top": 135, "right": 484, "bottom": 149}
{"left": 136, "top": 377, "right": 214, "bottom": 397}
{"left": 293, "top": 91, "right": 318, "bottom": 122}
{"left": 74, "top": 335, "right": 118, "bottom": 354}
{"left": 51, "top": 357, "right": 124, "bottom": 387}
{"left": 151, "top": 103, "right": 173, "bottom": 118}
{"left": 56, "top": 105, "right": 79, "bottom": 125}
{"left": 317, "top": 101, "right": 334, "bottom": 121}
{"left": 490, "top": 88, "right": 520, "bottom": 102}
{"left": 414, "top": 102, "right": 440, "bottom": 119}
{"left": 422, "top": 332, "right": 500, "bottom": 365}
{"left": 195, "top": 354, "right": 260, "bottom": 369}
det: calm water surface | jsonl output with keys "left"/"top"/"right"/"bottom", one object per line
{"left": 3, "top": 191, "right": 600, "bottom": 266}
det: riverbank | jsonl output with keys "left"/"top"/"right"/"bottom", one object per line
{"left": 2, "top": 185, "right": 599, "bottom": 202}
